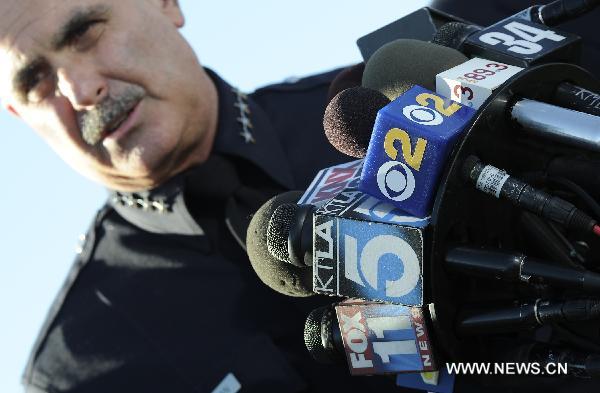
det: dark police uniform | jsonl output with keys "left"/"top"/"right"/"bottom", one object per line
{"left": 21, "top": 69, "right": 400, "bottom": 393}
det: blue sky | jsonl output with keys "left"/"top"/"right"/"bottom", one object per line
{"left": 0, "top": 1, "right": 430, "bottom": 391}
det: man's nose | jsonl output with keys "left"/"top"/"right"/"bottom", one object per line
{"left": 56, "top": 65, "right": 108, "bottom": 110}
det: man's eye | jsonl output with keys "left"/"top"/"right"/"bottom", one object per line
{"left": 25, "top": 68, "right": 56, "bottom": 103}
{"left": 69, "top": 20, "right": 106, "bottom": 51}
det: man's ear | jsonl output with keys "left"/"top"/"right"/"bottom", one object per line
{"left": 160, "top": 0, "right": 185, "bottom": 28}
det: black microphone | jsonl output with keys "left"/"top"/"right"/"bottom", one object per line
{"left": 502, "top": 342, "right": 600, "bottom": 378}
{"left": 304, "top": 304, "right": 344, "bottom": 364}
{"left": 534, "top": 0, "right": 600, "bottom": 26}
{"left": 304, "top": 301, "right": 437, "bottom": 375}
{"left": 435, "top": 9, "right": 584, "bottom": 67}
{"left": 327, "top": 63, "right": 366, "bottom": 104}
{"left": 445, "top": 247, "right": 600, "bottom": 294}
{"left": 323, "top": 87, "right": 390, "bottom": 158}
{"left": 552, "top": 82, "right": 600, "bottom": 117}
{"left": 457, "top": 299, "right": 600, "bottom": 335}
{"left": 432, "top": 21, "right": 482, "bottom": 52}
{"left": 462, "top": 155, "right": 599, "bottom": 235}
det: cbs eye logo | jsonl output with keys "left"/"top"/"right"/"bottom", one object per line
{"left": 377, "top": 161, "right": 416, "bottom": 202}
{"left": 402, "top": 105, "right": 444, "bottom": 126}
{"left": 377, "top": 93, "right": 461, "bottom": 201}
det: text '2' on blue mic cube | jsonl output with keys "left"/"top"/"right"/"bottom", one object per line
{"left": 359, "top": 85, "right": 476, "bottom": 218}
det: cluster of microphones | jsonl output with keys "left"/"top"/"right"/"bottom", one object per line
{"left": 246, "top": 1, "right": 600, "bottom": 391}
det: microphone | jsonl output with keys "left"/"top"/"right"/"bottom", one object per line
{"left": 324, "top": 87, "right": 390, "bottom": 158}
{"left": 457, "top": 299, "right": 600, "bottom": 335}
{"left": 530, "top": 0, "right": 600, "bottom": 26}
{"left": 266, "top": 198, "right": 426, "bottom": 304}
{"left": 430, "top": 5, "right": 584, "bottom": 67}
{"left": 462, "top": 156, "right": 600, "bottom": 234}
{"left": 510, "top": 98, "right": 600, "bottom": 151}
{"left": 432, "top": 21, "right": 481, "bottom": 52}
{"left": 502, "top": 342, "right": 600, "bottom": 379}
{"left": 358, "top": 85, "right": 476, "bottom": 218}
{"left": 304, "top": 304, "right": 344, "bottom": 365}
{"left": 267, "top": 202, "right": 314, "bottom": 268}
{"left": 327, "top": 63, "right": 366, "bottom": 104}
{"left": 552, "top": 83, "right": 600, "bottom": 117}
{"left": 304, "top": 301, "right": 437, "bottom": 375}
{"left": 460, "top": 13, "right": 582, "bottom": 67}
{"left": 246, "top": 190, "right": 315, "bottom": 297}
{"left": 445, "top": 247, "right": 600, "bottom": 294}
{"left": 322, "top": 88, "right": 386, "bottom": 159}
{"left": 361, "top": 39, "right": 468, "bottom": 101}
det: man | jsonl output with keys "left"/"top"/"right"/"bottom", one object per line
{"left": 0, "top": 1, "right": 403, "bottom": 392}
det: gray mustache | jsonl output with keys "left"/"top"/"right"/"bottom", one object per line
{"left": 79, "top": 86, "right": 145, "bottom": 145}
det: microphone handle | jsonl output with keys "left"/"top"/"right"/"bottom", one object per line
{"left": 511, "top": 99, "right": 600, "bottom": 152}
{"left": 445, "top": 247, "right": 600, "bottom": 293}
{"left": 554, "top": 82, "right": 600, "bottom": 118}
{"left": 458, "top": 299, "right": 600, "bottom": 335}
{"left": 513, "top": 343, "right": 600, "bottom": 378}
{"left": 538, "top": 0, "right": 600, "bottom": 26}
{"left": 458, "top": 303, "right": 540, "bottom": 335}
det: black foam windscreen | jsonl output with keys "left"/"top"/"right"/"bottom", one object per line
{"left": 304, "top": 305, "right": 340, "bottom": 364}
{"left": 246, "top": 191, "right": 314, "bottom": 297}
{"left": 362, "top": 38, "right": 468, "bottom": 100}
{"left": 327, "top": 62, "right": 366, "bottom": 104}
{"left": 267, "top": 203, "right": 297, "bottom": 263}
{"left": 323, "top": 86, "right": 390, "bottom": 158}
{"left": 431, "top": 21, "right": 480, "bottom": 50}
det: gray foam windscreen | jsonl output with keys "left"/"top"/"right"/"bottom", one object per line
{"left": 362, "top": 38, "right": 468, "bottom": 100}
{"left": 246, "top": 191, "right": 314, "bottom": 297}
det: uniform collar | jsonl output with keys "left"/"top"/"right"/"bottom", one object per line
{"left": 207, "top": 68, "right": 295, "bottom": 188}
{"left": 109, "top": 69, "right": 295, "bottom": 235}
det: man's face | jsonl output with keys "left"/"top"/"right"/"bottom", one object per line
{"left": 0, "top": 0, "right": 218, "bottom": 191}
